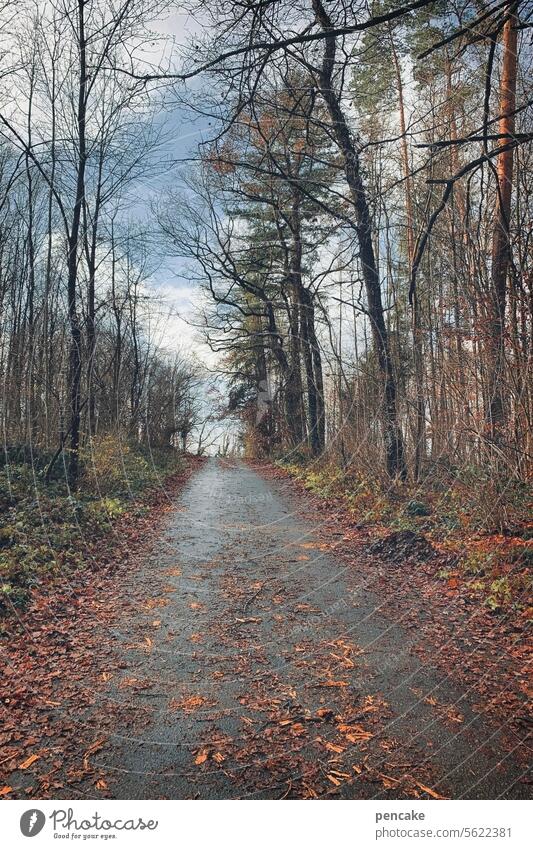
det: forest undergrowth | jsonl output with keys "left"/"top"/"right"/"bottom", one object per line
{"left": 0, "top": 438, "right": 188, "bottom": 617}
{"left": 277, "top": 458, "right": 533, "bottom": 621}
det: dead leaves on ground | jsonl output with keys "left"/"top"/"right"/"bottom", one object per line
{"left": 144, "top": 597, "right": 170, "bottom": 610}
{"left": 82, "top": 739, "right": 106, "bottom": 772}
{"left": 168, "top": 694, "right": 217, "bottom": 714}
{"left": 18, "top": 753, "right": 42, "bottom": 770}
{"left": 193, "top": 735, "right": 232, "bottom": 767}
{"left": 119, "top": 677, "right": 153, "bottom": 691}
{"left": 194, "top": 748, "right": 226, "bottom": 766}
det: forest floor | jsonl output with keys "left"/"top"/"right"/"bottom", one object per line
{"left": 0, "top": 457, "right": 531, "bottom": 800}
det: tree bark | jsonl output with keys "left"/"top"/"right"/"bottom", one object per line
{"left": 486, "top": 6, "right": 518, "bottom": 441}
{"left": 66, "top": 0, "right": 88, "bottom": 486}
{"left": 313, "top": 0, "right": 406, "bottom": 478}
{"left": 389, "top": 26, "right": 424, "bottom": 480}
{"left": 286, "top": 193, "right": 306, "bottom": 449}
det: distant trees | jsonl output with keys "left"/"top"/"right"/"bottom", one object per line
{"left": 1, "top": 0, "right": 531, "bottom": 484}
{"left": 166, "top": 0, "right": 532, "bottom": 481}
{"left": 0, "top": 0, "right": 200, "bottom": 485}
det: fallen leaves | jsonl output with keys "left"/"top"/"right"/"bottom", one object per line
{"left": 189, "top": 632, "right": 203, "bottom": 643}
{"left": 414, "top": 690, "right": 465, "bottom": 725}
{"left": 168, "top": 695, "right": 216, "bottom": 714}
{"left": 82, "top": 739, "right": 106, "bottom": 772}
{"left": 413, "top": 780, "right": 447, "bottom": 800}
{"left": 0, "top": 457, "right": 206, "bottom": 800}
{"left": 232, "top": 616, "right": 261, "bottom": 626}
{"left": 119, "top": 677, "right": 153, "bottom": 690}
{"left": 144, "top": 597, "right": 169, "bottom": 610}
{"left": 193, "top": 740, "right": 230, "bottom": 767}
{"left": 294, "top": 602, "right": 321, "bottom": 613}
{"left": 337, "top": 724, "right": 374, "bottom": 743}
{"left": 316, "top": 707, "right": 336, "bottom": 720}
{"left": 3, "top": 454, "right": 525, "bottom": 803}
{"left": 18, "top": 753, "right": 41, "bottom": 770}
{"left": 323, "top": 741, "right": 345, "bottom": 754}
{"left": 298, "top": 541, "right": 330, "bottom": 551}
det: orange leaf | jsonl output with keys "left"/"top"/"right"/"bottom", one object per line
{"left": 345, "top": 731, "right": 373, "bottom": 743}
{"left": 19, "top": 754, "right": 40, "bottom": 770}
{"left": 169, "top": 695, "right": 206, "bottom": 713}
{"left": 0, "top": 786, "right": 12, "bottom": 796}
{"left": 316, "top": 708, "right": 335, "bottom": 720}
{"left": 95, "top": 778, "right": 108, "bottom": 790}
{"left": 338, "top": 723, "right": 373, "bottom": 742}
{"left": 414, "top": 781, "right": 447, "bottom": 800}
{"left": 144, "top": 598, "right": 169, "bottom": 610}
{"left": 83, "top": 739, "right": 106, "bottom": 771}
{"left": 195, "top": 749, "right": 209, "bottom": 765}
{"left": 324, "top": 741, "right": 345, "bottom": 753}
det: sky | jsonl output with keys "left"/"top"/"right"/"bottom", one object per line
{"left": 132, "top": 6, "right": 219, "bottom": 366}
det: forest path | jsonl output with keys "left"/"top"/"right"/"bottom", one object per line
{"left": 92, "top": 458, "right": 528, "bottom": 799}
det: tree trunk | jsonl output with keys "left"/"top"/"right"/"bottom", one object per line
{"left": 286, "top": 193, "right": 305, "bottom": 449}
{"left": 300, "top": 285, "right": 324, "bottom": 454}
{"left": 390, "top": 27, "right": 424, "bottom": 480}
{"left": 486, "top": 6, "right": 518, "bottom": 441}
{"left": 67, "top": 0, "right": 88, "bottom": 487}
{"left": 313, "top": 0, "right": 406, "bottom": 478}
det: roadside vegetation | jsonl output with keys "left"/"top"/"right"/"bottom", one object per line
{"left": 0, "top": 438, "right": 186, "bottom": 616}
{"left": 277, "top": 459, "right": 533, "bottom": 618}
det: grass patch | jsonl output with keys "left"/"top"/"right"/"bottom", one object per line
{"left": 0, "top": 437, "right": 184, "bottom": 615}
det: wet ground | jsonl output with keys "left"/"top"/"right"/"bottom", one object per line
{"left": 91, "top": 459, "right": 530, "bottom": 799}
